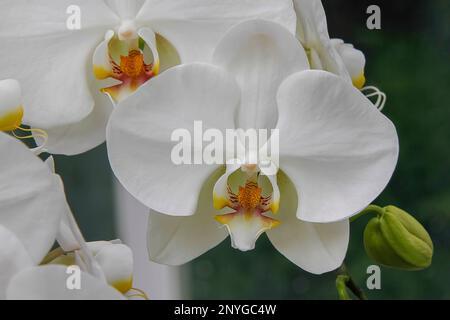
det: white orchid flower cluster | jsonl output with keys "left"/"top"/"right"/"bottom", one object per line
{"left": 0, "top": 0, "right": 401, "bottom": 300}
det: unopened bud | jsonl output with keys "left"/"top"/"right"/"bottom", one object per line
{"left": 364, "top": 205, "right": 433, "bottom": 270}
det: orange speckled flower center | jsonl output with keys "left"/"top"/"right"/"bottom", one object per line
{"left": 237, "top": 181, "right": 262, "bottom": 211}
{"left": 120, "top": 50, "right": 145, "bottom": 78}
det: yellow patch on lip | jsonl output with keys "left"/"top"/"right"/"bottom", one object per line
{"left": 270, "top": 201, "right": 280, "bottom": 214}
{"left": 213, "top": 193, "right": 229, "bottom": 210}
{"left": 353, "top": 72, "right": 366, "bottom": 89}
{"left": 93, "top": 65, "right": 112, "bottom": 80}
{"left": 0, "top": 105, "right": 23, "bottom": 132}
{"left": 152, "top": 59, "right": 160, "bottom": 76}
{"left": 111, "top": 277, "right": 133, "bottom": 294}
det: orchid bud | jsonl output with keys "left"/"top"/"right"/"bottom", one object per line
{"left": 364, "top": 205, "right": 433, "bottom": 270}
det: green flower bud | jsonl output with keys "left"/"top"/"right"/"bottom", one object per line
{"left": 363, "top": 205, "right": 433, "bottom": 270}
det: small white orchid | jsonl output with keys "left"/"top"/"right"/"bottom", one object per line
{"left": 293, "top": 0, "right": 367, "bottom": 88}
{"left": 0, "top": 0, "right": 296, "bottom": 155}
{"left": 107, "top": 20, "right": 399, "bottom": 274}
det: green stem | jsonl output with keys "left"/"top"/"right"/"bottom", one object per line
{"left": 350, "top": 204, "right": 385, "bottom": 222}
{"left": 335, "top": 264, "right": 368, "bottom": 300}
{"left": 336, "top": 275, "right": 351, "bottom": 300}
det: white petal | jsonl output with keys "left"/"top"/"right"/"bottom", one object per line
{"left": 6, "top": 265, "right": 125, "bottom": 300}
{"left": 105, "top": 0, "right": 145, "bottom": 20}
{"left": 266, "top": 173, "right": 349, "bottom": 274}
{"left": 0, "top": 133, "right": 66, "bottom": 263}
{"left": 138, "top": 28, "right": 160, "bottom": 74}
{"left": 259, "top": 169, "right": 280, "bottom": 213}
{"left": 34, "top": 75, "right": 114, "bottom": 155}
{"left": 293, "top": 0, "right": 350, "bottom": 81}
{"left": 276, "top": 70, "right": 399, "bottom": 223}
{"left": 147, "top": 168, "right": 228, "bottom": 265}
{"left": 107, "top": 63, "right": 239, "bottom": 216}
{"left": 138, "top": 0, "right": 297, "bottom": 63}
{"left": 0, "top": 225, "right": 34, "bottom": 299}
{"left": 92, "top": 243, "right": 133, "bottom": 294}
{"left": 332, "top": 39, "right": 366, "bottom": 88}
{"left": 0, "top": 0, "right": 118, "bottom": 128}
{"left": 0, "top": 79, "right": 21, "bottom": 115}
{"left": 93, "top": 30, "right": 115, "bottom": 80}
{"left": 56, "top": 220, "right": 79, "bottom": 253}
{"left": 0, "top": 0, "right": 118, "bottom": 36}
{"left": 218, "top": 212, "right": 278, "bottom": 252}
{"left": 213, "top": 19, "right": 309, "bottom": 131}
{"left": 0, "top": 79, "right": 22, "bottom": 132}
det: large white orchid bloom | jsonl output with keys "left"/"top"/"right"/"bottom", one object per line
{"left": 0, "top": 0, "right": 296, "bottom": 155}
{"left": 107, "top": 20, "right": 399, "bottom": 274}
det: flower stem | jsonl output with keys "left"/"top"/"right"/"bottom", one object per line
{"left": 335, "top": 263, "right": 368, "bottom": 300}
{"left": 350, "top": 204, "right": 385, "bottom": 222}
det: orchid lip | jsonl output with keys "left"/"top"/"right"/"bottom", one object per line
{"left": 215, "top": 179, "right": 280, "bottom": 252}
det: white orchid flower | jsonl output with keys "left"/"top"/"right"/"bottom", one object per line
{"left": 107, "top": 20, "right": 399, "bottom": 274}
{"left": 293, "top": 0, "right": 366, "bottom": 87}
{"left": 0, "top": 0, "right": 296, "bottom": 155}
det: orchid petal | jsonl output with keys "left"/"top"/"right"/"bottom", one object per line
{"left": 0, "top": 79, "right": 22, "bottom": 132}
{"left": 147, "top": 168, "right": 228, "bottom": 265}
{"left": 266, "top": 173, "right": 349, "bottom": 274}
{"left": 259, "top": 169, "right": 280, "bottom": 214}
{"left": 89, "top": 242, "right": 133, "bottom": 294}
{"left": 34, "top": 77, "right": 114, "bottom": 155}
{"left": 137, "top": 0, "right": 297, "bottom": 63}
{"left": 0, "top": 133, "right": 66, "bottom": 263}
{"left": 0, "top": 225, "right": 34, "bottom": 299}
{"left": 275, "top": 70, "right": 398, "bottom": 223}
{"left": 138, "top": 28, "right": 160, "bottom": 75}
{"left": 213, "top": 20, "right": 309, "bottom": 131}
{"left": 93, "top": 31, "right": 115, "bottom": 80}
{"left": 107, "top": 63, "right": 240, "bottom": 216}
{"left": 6, "top": 265, "right": 125, "bottom": 300}
{"left": 217, "top": 212, "right": 279, "bottom": 252}
{"left": 331, "top": 39, "right": 366, "bottom": 88}
{"left": 105, "top": 0, "right": 146, "bottom": 20}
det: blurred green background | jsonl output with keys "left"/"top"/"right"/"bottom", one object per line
{"left": 55, "top": 0, "right": 450, "bottom": 299}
